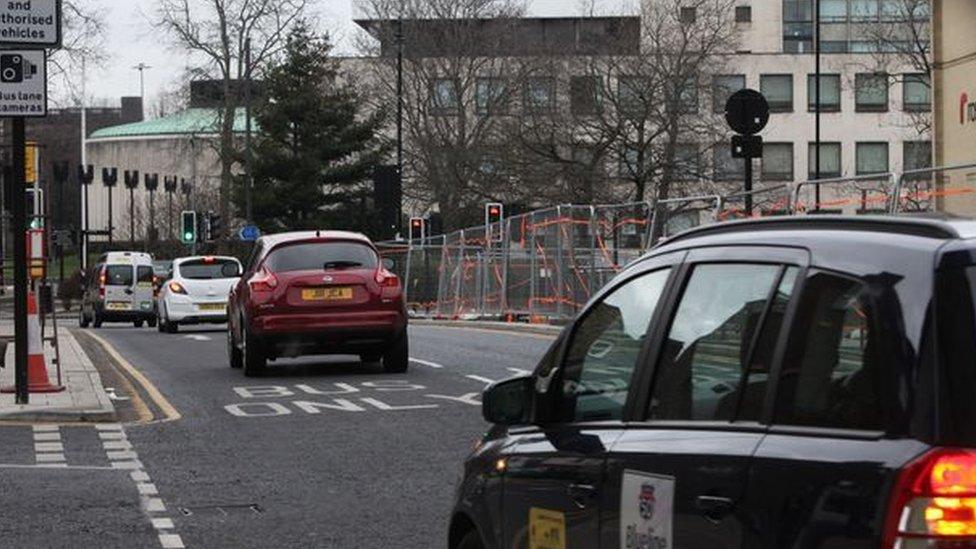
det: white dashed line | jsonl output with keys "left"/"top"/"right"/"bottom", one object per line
{"left": 32, "top": 425, "right": 66, "bottom": 466}
{"left": 98, "top": 426, "right": 184, "bottom": 549}
{"left": 409, "top": 357, "right": 444, "bottom": 369}
{"left": 183, "top": 334, "right": 212, "bottom": 341}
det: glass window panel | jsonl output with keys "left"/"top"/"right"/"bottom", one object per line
{"left": 761, "top": 74, "right": 793, "bottom": 112}
{"left": 774, "top": 272, "right": 886, "bottom": 431}
{"left": 852, "top": 0, "right": 879, "bottom": 19}
{"left": 674, "top": 143, "right": 700, "bottom": 181}
{"left": 881, "top": 0, "right": 906, "bottom": 19}
{"left": 808, "top": 142, "right": 842, "bottom": 178}
{"left": 903, "top": 73, "right": 930, "bottom": 111}
{"left": 784, "top": 0, "right": 814, "bottom": 21}
{"left": 618, "top": 75, "right": 650, "bottom": 115}
{"left": 570, "top": 76, "right": 602, "bottom": 116}
{"left": 560, "top": 269, "right": 672, "bottom": 422}
{"left": 856, "top": 142, "right": 889, "bottom": 174}
{"left": 712, "top": 74, "right": 746, "bottom": 112}
{"left": 903, "top": 141, "right": 932, "bottom": 171}
{"left": 820, "top": 41, "right": 849, "bottom": 53}
{"left": 648, "top": 264, "right": 792, "bottom": 421}
{"left": 850, "top": 40, "right": 879, "bottom": 52}
{"left": 762, "top": 143, "right": 794, "bottom": 181}
{"left": 807, "top": 74, "right": 841, "bottom": 111}
{"left": 475, "top": 78, "right": 507, "bottom": 115}
{"left": 856, "top": 73, "right": 889, "bottom": 111}
{"left": 525, "top": 77, "right": 555, "bottom": 113}
{"left": 432, "top": 78, "right": 459, "bottom": 112}
{"left": 735, "top": 6, "right": 752, "bottom": 22}
{"left": 820, "top": 0, "right": 848, "bottom": 20}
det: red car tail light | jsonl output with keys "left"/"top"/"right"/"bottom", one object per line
{"left": 375, "top": 269, "right": 399, "bottom": 288}
{"left": 249, "top": 268, "right": 278, "bottom": 293}
{"left": 884, "top": 448, "right": 976, "bottom": 547}
{"left": 168, "top": 281, "right": 188, "bottom": 295}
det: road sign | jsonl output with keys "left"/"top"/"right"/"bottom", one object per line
{"left": 239, "top": 225, "right": 260, "bottom": 242}
{"left": 24, "top": 140, "right": 37, "bottom": 183}
{"left": 724, "top": 89, "right": 769, "bottom": 136}
{"left": 0, "top": 49, "right": 47, "bottom": 117}
{"left": 0, "top": 0, "right": 62, "bottom": 48}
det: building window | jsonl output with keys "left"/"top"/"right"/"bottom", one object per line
{"left": 713, "top": 144, "right": 744, "bottom": 181}
{"left": 618, "top": 76, "right": 650, "bottom": 116}
{"left": 807, "top": 74, "right": 841, "bottom": 112}
{"left": 570, "top": 76, "right": 602, "bottom": 116}
{"left": 677, "top": 76, "right": 698, "bottom": 114}
{"left": 761, "top": 74, "right": 793, "bottom": 112}
{"left": 850, "top": 40, "right": 879, "bottom": 53}
{"left": 524, "top": 77, "right": 555, "bottom": 114}
{"left": 475, "top": 78, "right": 508, "bottom": 116}
{"left": 856, "top": 142, "right": 889, "bottom": 175}
{"left": 762, "top": 143, "right": 794, "bottom": 181}
{"left": 712, "top": 74, "right": 745, "bottom": 113}
{"left": 735, "top": 5, "right": 752, "bottom": 22}
{"left": 820, "top": 0, "right": 848, "bottom": 21}
{"left": 783, "top": 0, "right": 813, "bottom": 52}
{"left": 431, "top": 78, "right": 459, "bottom": 114}
{"left": 903, "top": 141, "right": 932, "bottom": 178}
{"left": 903, "top": 73, "right": 930, "bottom": 112}
{"left": 808, "top": 142, "right": 842, "bottom": 179}
{"left": 851, "top": 0, "right": 879, "bottom": 20}
{"left": 674, "top": 143, "right": 700, "bottom": 181}
{"left": 820, "top": 41, "right": 849, "bottom": 53}
{"left": 680, "top": 7, "right": 696, "bottom": 23}
{"left": 855, "top": 73, "right": 889, "bottom": 112}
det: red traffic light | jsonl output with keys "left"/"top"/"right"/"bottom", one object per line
{"left": 489, "top": 206, "right": 500, "bottom": 215}
{"left": 412, "top": 219, "right": 422, "bottom": 227}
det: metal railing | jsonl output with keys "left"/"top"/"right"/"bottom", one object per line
{"left": 379, "top": 163, "right": 976, "bottom": 321}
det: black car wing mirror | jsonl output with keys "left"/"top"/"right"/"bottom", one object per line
{"left": 482, "top": 375, "right": 534, "bottom": 425}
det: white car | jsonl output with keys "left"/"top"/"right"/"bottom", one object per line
{"left": 156, "top": 256, "right": 242, "bottom": 333}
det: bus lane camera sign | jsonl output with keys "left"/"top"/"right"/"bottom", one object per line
{"left": 0, "top": 49, "right": 46, "bottom": 117}
{"left": 0, "top": 0, "right": 62, "bottom": 47}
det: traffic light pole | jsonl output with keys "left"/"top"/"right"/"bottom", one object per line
{"left": 11, "top": 118, "right": 29, "bottom": 404}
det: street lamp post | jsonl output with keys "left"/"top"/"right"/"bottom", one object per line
{"left": 813, "top": 0, "right": 821, "bottom": 210}
{"left": 133, "top": 63, "right": 151, "bottom": 116}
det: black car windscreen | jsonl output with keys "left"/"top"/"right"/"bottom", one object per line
{"left": 180, "top": 259, "right": 240, "bottom": 280}
{"left": 266, "top": 242, "right": 378, "bottom": 273}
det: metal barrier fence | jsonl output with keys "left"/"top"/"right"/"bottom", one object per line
{"left": 378, "top": 163, "right": 976, "bottom": 320}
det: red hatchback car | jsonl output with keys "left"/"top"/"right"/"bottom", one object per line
{"left": 227, "top": 231, "right": 408, "bottom": 376}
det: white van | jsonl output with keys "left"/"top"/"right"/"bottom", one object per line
{"left": 79, "top": 251, "right": 158, "bottom": 328}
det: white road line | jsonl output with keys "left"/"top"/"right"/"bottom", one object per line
{"left": 184, "top": 334, "right": 211, "bottom": 341}
{"left": 34, "top": 442, "right": 64, "bottom": 452}
{"left": 465, "top": 375, "right": 496, "bottom": 385}
{"left": 506, "top": 368, "right": 532, "bottom": 376}
{"left": 0, "top": 463, "right": 117, "bottom": 471}
{"left": 32, "top": 425, "right": 59, "bottom": 433}
{"left": 409, "top": 357, "right": 444, "bottom": 369}
{"left": 33, "top": 432, "right": 61, "bottom": 441}
{"left": 98, "top": 426, "right": 183, "bottom": 549}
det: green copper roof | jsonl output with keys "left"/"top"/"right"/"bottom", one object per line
{"left": 89, "top": 108, "right": 250, "bottom": 139}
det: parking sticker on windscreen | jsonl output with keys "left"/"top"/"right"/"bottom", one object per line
{"left": 620, "top": 470, "right": 674, "bottom": 549}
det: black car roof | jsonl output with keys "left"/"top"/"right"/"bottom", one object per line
{"left": 661, "top": 215, "right": 976, "bottom": 246}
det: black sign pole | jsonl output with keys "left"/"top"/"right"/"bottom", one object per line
{"left": 744, "top": 158, "right": 753, "bottom": 217}
{"left": 11, "top": 118, "right": 29, "bottom": 404}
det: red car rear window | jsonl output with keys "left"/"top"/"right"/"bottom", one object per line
{"left": 265, "top": 242, "right": 378, "bottom": 273}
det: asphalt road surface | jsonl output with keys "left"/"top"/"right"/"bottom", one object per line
{"left": 0, "top": 324, "right": 553, "bottom": 548}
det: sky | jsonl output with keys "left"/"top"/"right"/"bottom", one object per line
{"left": 76, "top": 0, "right": 626, "bottom": 110}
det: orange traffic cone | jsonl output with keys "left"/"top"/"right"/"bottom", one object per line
{"left": 1, "top": 291, "right": 64, "bottom": 394}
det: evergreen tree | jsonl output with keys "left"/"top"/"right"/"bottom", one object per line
{"left": 237, "top": 22, "right": 389, "bottom": 233}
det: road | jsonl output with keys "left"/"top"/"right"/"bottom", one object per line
{"left": 0, "top": 324, "right": 553, "bottom": 548}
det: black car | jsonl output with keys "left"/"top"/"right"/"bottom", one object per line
{"left": 450, "top": 216, "right": 976, "bottom": 549}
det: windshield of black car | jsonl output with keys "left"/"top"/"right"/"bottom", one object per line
{"left": 265, "top": 242, "right": 378, "bottom": 273}
{"left": 179, "top": 259, "right": 240, "bottom": 280}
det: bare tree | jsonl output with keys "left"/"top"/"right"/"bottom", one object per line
{"left": 517, "top": 0, "right": 737, "bottom": 211}
{"left": 860, "top": 0, "right": 932, "bottom": 135}
{"left": 356, "top": 0, "right": 533, "bottom": 231}
{"left": 155, "top": 0, "right": 309, "bottom": 236}
{"left": 48, "top": 1, "right": 108, "bottom": 106}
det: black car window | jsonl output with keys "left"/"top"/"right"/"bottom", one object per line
{"left": 557, "top": 268, "right": 671, "bottom": 422}
{"left": 648, "top": 263, "right": 788, "bottom": 422}
{"left": 265, "top": 242, "right": 378, "bottom": 273}
{"left": 773, "top": 271, "right": 882, "bottom": 430}
{"left": 104, "top": 265, "right": 133, "bottom": 286}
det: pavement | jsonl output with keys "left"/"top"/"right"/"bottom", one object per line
{"left": 0, "top": 322, "right": 115, "bottom": 422}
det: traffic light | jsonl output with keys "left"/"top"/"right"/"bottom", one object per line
{"left": 409, "top": 217, "right": 425, "bottom": 241}
{"left": 207, "top": 211, "right": 221, "bottom": 240}
{"left": 180, "top": 210, "right": 197, "bottom": 244}
{"left": 485, "top": 202, "right": 504, "bottom": 242}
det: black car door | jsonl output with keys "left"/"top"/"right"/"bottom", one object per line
{"left": 499, "top": 253, "right": 683, "bottom": 549}
{"left": 602, "top": 246, "right": 808, "bottom": 549}
{"left": 740, "top": 267, "right": 931, "bottom": 548}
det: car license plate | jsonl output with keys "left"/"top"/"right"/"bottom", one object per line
{"left": 198, "top": 303, "right": 226, "bottom": 312}
{"left": 302, "top": 287, "right": 353, "bottom": 301}
{"left": 106, "top": 301, "right": 130, "bottom": 310}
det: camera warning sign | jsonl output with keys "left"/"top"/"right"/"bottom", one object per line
{"left": 0, "top": 0, "right": 61, "bottom": 47}
{"left": 0, "top": 49, "right": 46, "bottom": 117}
